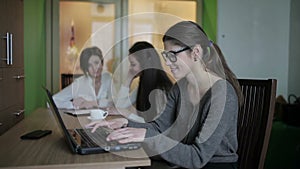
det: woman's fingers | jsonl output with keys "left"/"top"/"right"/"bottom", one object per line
{"left": 85, "top": 120, "right": 111, "bottom": 132}
{"left": 91, "top": 122, "right": 106, "bottom": 133}
{"left": 108, "top": 118, "right": 129, "bottom": 129}
{"left": 85, "top": 118, "right": 126, "bottom": 133}
{"left": 107, "top": 128, "right": 133, "bottom": 141}
{"left": 107, "top": 127, "right": 146, "bottom": 143}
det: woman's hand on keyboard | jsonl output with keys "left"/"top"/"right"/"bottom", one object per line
{"left": 86, "top": 118, "right": 128, "bottom": 133}
{"left": 107, "top": 127, "right": 146, "bottom": 143}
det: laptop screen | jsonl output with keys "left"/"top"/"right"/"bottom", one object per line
{"left": 44, "top": 87, "right": 77, "bottom": 153}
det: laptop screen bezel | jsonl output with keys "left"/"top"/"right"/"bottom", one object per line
{"left": 44, "top": 87, "right": 78, "bottom": 153}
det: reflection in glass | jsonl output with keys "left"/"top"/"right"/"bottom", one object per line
{"left": 59, "top": 0, "right": 198, "bottom": 89}
{"left": 60, "top": 2, "right": 116, "bottom": 75}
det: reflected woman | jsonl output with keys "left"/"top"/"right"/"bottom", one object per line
{"left": 53, "top": 46, "right": 112, "bottom": 109}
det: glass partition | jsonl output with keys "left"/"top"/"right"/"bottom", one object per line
{"left": 60, "top": 1, "right": 117, "bottom": 74}
{"left": 52, "top": 0, "right": 201, "bottom": 90}
{"left": 128, "top": 0, "right": 197, "bottom": 50}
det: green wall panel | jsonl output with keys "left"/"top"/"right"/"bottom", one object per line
{"left": 202, "top": 0, "right": 217, "bottom": 42}
{"left": 24, "top": 0, "right": 47, "bottom": 115}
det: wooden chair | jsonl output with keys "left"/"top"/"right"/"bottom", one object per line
{"left": 61, "top": 73, "right": 83, "bottom": 89}
{"left": 237, "top": 79, "right": 277, "bottom": 169}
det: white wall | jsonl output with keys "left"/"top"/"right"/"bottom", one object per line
{"left": 217, "top": 0, "right": 291, "bottom": 97}
{"left": 288, "top": 0, "right": 300, "bottom": 97}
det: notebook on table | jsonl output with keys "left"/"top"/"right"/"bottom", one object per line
{"left": 61, "top": 108, "right": 101, "bottom": 116}
{"left": 44, "top": 87, "right": 141, "bottom": 155}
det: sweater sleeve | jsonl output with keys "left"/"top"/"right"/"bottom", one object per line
{"left": 129, "top": 81, "right": 239, "bottom": 168}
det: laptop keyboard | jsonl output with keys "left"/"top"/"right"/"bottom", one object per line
{"left": 75, "top": 127, "right": 118, "bottom": 148}
{"left": 74, "top": 127, "right": 141, "bottom": 152}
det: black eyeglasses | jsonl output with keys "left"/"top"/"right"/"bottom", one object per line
{"left": 161, "top": 46, "right": 190, "bottom": 63}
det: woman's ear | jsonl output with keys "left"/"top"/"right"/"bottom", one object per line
{"left": 191, "top": 44, "right": 203, "bottom": 62}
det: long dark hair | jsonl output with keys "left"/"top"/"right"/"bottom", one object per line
{"left": 129, "top": 41, "right": 173, "bottom": 119}
{"left": 163, "top": 21, "right": 243, "bottom": 107}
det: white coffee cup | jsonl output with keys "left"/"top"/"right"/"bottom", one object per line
{"left": 89, "top": 109, "right": 108, "bottom": 120}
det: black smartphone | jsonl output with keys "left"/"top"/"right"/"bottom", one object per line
{"left": 20, "top": 130, "right": 52, "bottom": 140}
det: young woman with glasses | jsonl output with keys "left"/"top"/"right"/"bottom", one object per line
{"left": 87, "top": 21, "right": 243, "bottom": 169}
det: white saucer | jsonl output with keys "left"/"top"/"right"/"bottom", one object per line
{"left": 87, "top": 116, "right": 105, "bottom": 121}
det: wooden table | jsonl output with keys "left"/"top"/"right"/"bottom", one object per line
{"left": 0, "top": 108, "right": 150, "bottom": 169}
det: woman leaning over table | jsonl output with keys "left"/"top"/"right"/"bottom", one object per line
{"left": 53, "top": 46, "right": 112, "bottom": 109}
{"left": 87, "top": 21, "right": 243, "bottom": 169}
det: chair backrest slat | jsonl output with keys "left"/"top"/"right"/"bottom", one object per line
{"left": 237, "top": 79, "right": 277, "bottom": 169}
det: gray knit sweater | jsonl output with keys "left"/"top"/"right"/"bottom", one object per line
{"left": 128, "top": 79, "right": 239, "bottom": 168}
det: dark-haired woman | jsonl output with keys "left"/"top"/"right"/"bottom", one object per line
{"left": 112, "top": 41, "right": 173, "bottom": 123}
{"left": 53, "top": 46, "right": 113, "bottom": 109}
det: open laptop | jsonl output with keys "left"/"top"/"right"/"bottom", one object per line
{"left": 44, "top": 87, "right": 141, "bottom": 155}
